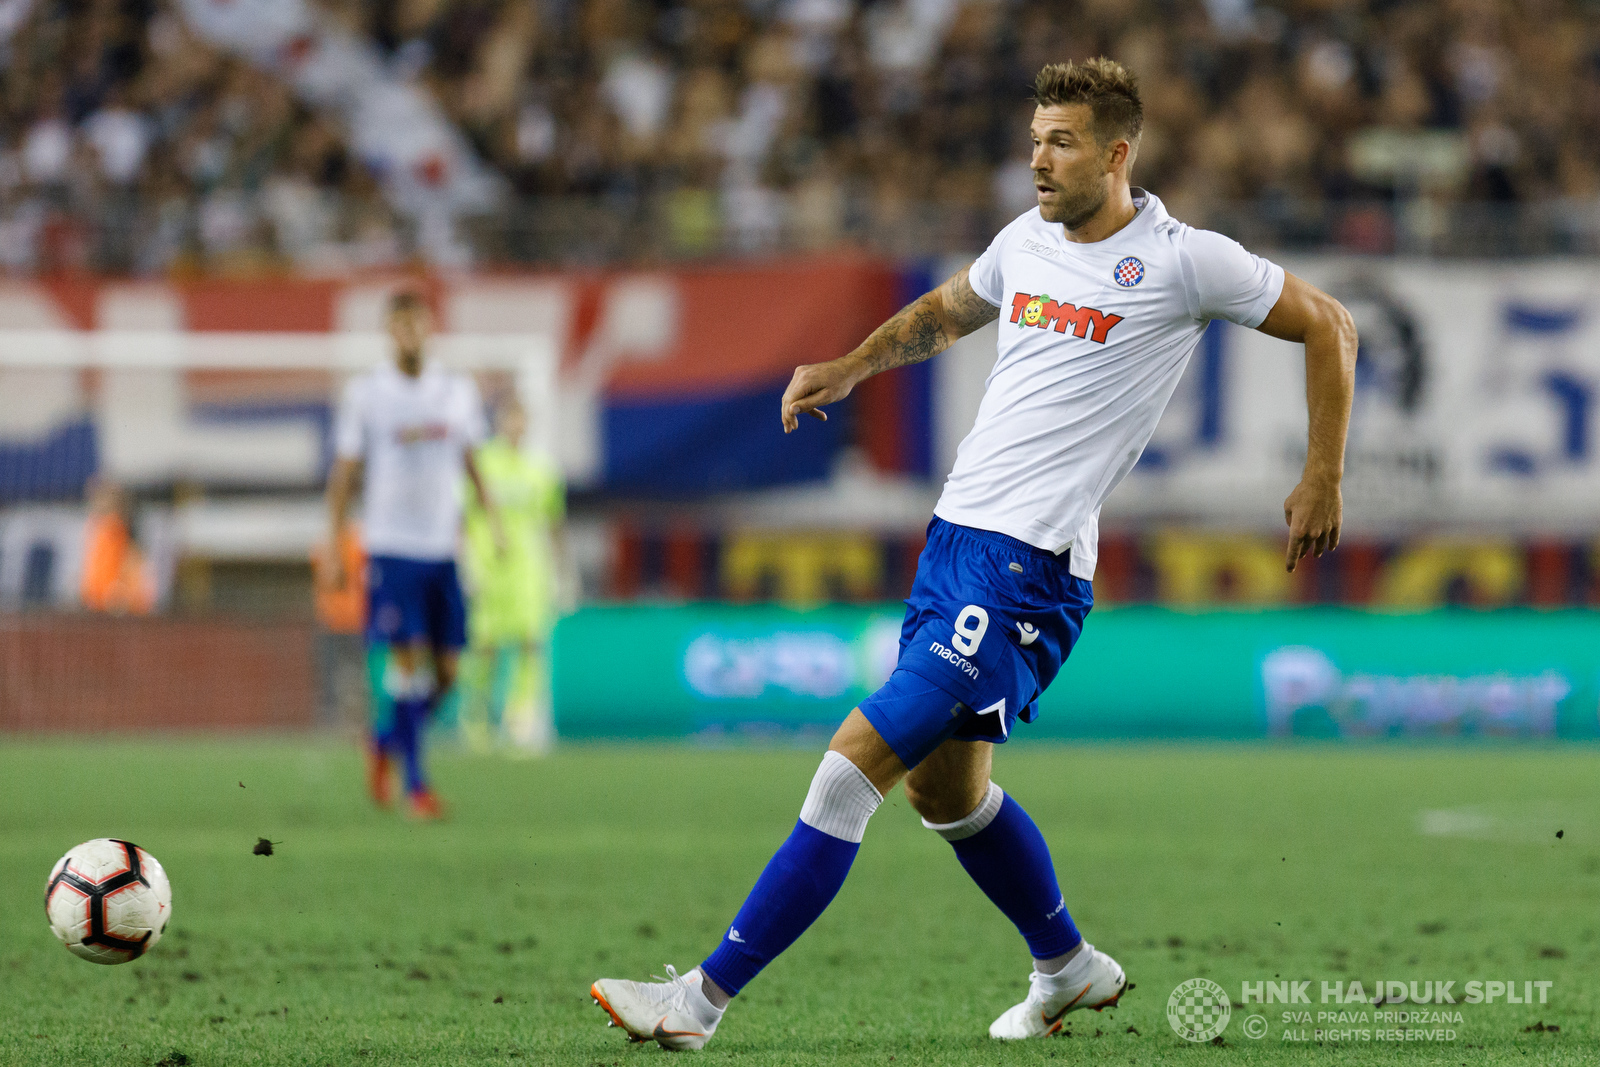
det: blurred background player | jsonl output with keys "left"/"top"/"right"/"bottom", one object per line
{"left": 459, "top": 395, "right": 567, "bottom": 754}
{"left": 325, "top": 290, "right": 500, "bottom": 819}
{"left": 311, "top": 523, "right": 376, "bottom": 732}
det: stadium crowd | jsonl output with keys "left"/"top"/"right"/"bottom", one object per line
{"left": 0, "top": 0, "right": 1596, "bottom": 270}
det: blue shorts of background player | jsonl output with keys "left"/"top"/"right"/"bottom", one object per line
{"left": 366, "top": 555, "right": 468, "bottom": 651}
{"left": 859, "top": 517, "right": 1093, "bottom": 769}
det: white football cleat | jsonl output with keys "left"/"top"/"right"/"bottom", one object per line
{"left": 591, "top": 964, "right": 721, "bottom": 1051}
{"left": 989, "top": 942, "right": 1127, "bottom": 1039}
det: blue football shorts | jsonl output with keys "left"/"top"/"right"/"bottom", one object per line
{"left": 366, "top": 555, "right": 468, "bottom": 651}
{"left": 858, "top": 517, "right": 1093, "bottom": 769}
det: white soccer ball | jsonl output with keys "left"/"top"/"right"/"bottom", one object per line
{"left": 45, "top": 839, "right": 172, "bottom": 964}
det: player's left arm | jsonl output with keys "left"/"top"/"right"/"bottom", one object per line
{"left": 1254, "top": 272, "right": 1358, "bottom": 573}
{"left": 464, "top": 451, "right": 506, "bottom": 556}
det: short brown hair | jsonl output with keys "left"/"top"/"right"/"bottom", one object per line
{"left": 389, "top": 289, "right": 427, "bottom": 316}
{"left": 1033, "top": 58, "right": 1143, "bottom": 148}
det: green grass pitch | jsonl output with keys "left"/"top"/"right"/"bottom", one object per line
{"left": 1, "top": 738, "right": 1596, "bottom": 1065}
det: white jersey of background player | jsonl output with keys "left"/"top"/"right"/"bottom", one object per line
{"left": 591, "top": 58, "right": 1356, "bottom": 1049}
{"left": 338, "top": 357, "right": 486, "bottom": 561}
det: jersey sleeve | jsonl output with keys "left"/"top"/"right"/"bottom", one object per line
{"left": 458, "top": 377, "right": 489, "bottom": 445}
{"left": 966, "top": 227, "right": 1008, "bottom": 308}
{"left": 1179, "top": 228, "right": 1285, "bottom": 328}
{"left": 332, "top": 377, "right": 366, "bottom": 460}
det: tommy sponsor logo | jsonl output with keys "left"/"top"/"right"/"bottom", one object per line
{"left": 396, "top": 421, "right": 450, "bottom": 444}
{"left": 928, "top": 640, "right": 980, "bottom": 679}
{"left": 1010, "top": 292, "right": 1123, "bottom": 343}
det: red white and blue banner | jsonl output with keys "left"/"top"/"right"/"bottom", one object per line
{"left": 4, "top": 257, "right": 1600, "bottom": 536}
{"left": 0, "top": 256, "right": 921, "bottom": 501}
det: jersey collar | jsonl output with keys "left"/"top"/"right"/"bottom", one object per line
{"left": 379, "top": 357, "right": 444, "bottom": 385}
{"left": 1037, "top": 187, "right": 1163, "bottom": 247}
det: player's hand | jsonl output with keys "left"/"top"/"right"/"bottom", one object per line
{"left": 1283, "top": 476, "right": 1342, "bottom": 573}
{"left": 781, "top": 356, "right": 866, "bottom": 433}
{"left": 323, "top": 533, "right": 348, "bottom": 590}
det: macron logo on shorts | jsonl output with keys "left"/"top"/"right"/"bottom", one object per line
{"left": 928, "top": 640, "right": 980, "bottom": 680}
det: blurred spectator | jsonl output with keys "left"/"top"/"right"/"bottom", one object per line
{"left": 79, "top": 478, "right": 155, "bottom": 615}
{"left": 23, "top": 103, "right": 73, "bottom": 187}
{"left": 312, "top": 524, "right": 373, "bottom": 729}
{"left": 84, "top": 85, "right": 151, "bottom": 186}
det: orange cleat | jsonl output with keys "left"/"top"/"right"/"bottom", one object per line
{"left": 408, "top": 789, "right": 446, "bottom": 820}
{"left": 366, "top": 748, "right": 393, "bottom": 808}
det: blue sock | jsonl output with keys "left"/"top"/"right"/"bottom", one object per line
{"left": 700, "top": 820, "right": 859, "bottom": 996}
{"left": 947, "top": 794, "right": 1081, "bottom": 959}
{"left": 392, "top": 697, "right": 429, "bottom": 794}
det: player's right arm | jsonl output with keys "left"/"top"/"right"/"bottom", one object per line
{"left": 324, "top": 457, "right": 361, "bottom": 589}
{"left": 780, "top": 266, "right": 999, "bottom": 433}
{"left": 325, "top": 377, "right": 367, "bottom": 589}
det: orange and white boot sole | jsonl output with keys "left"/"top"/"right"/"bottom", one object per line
{"left": 590, "top": 982, "right": 651, "bottom": 1043}
{"left": 590, "top": 982, "right": 713, "bottom": 1049}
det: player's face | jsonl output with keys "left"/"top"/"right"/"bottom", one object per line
{"left": 388, "top": 306, "right": 431, "bottom": 367}
{"left": 496, "top": 404, "right": 526, "bottom": 445}
{"left": 1029, "top": 104, "right": 1118, "bottom": 229}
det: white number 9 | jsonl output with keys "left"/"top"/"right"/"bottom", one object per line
{"left": 951, "top": 605, "right": 989, "bottom": 657}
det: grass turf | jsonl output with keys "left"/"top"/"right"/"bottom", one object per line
{"left": 0, "top": 739, "right": 1596, "bottom": 1066}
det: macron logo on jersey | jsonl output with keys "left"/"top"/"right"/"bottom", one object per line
{"left": 1010, "top": 292, "right": 1123, "bottom": 344}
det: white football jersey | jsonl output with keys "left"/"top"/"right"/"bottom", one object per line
{"left": 936, "top": 190, "right": 1285, "bottom": 579}
{"left": 334, "top": 360, "right": 487, "bottom": 561}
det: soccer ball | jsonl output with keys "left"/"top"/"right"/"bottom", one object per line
{"left": 45, "top": 839, "right": 171, "bottom": 964}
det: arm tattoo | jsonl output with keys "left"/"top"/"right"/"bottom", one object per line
{"left": 852, "top": 266, "right": 999, "bottom": 375}
{"left": 943, "top": 268, "right": 1002, "bottom": 334}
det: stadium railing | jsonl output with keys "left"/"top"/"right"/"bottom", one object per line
{"left": 9, "top": 195, "right": 1599, "bottom": 276}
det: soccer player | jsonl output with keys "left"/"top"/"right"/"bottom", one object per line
{"left": 326, "top": 290, "right": 500, "bottom": 819}
{"left": 459, "top": 395, "right": 566, "bottom": 753}
{"left": 592, "top": 58, "right": 1355, "bottom": 1047}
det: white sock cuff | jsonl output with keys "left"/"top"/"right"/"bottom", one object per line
{"left": 686, "top": 968, "right": 725, "bottom": 1023}
{"left": 921, "top": 781, "right": 1005, "bottom": 841}
{"left": 798, "top": 751, "right": 883, "bottom": 843}
{"left": 383, "top": 665, "right": 421, "bottom": 700}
